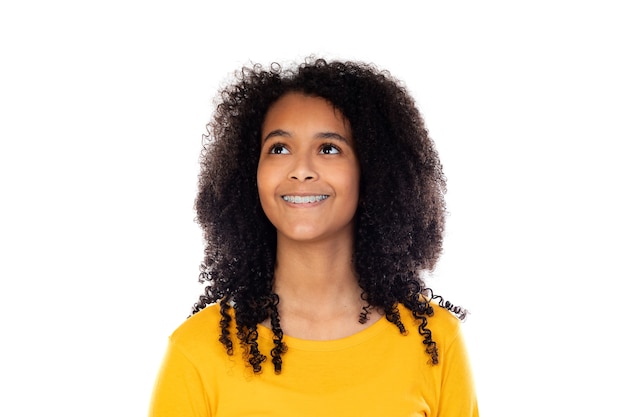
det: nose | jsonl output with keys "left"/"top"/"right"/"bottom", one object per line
{"left": 288, "top": 153, "right": 318, "bottom": 182}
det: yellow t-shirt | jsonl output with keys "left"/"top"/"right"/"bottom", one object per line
{"left": 150, "top": 303, "right": 478, "bottom": 416}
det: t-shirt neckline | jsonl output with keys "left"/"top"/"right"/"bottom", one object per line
{"left": 257, "top": 314, "right": 390, "bottom": 352}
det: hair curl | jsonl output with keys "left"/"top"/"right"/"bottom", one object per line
{"left": 193, "top": 58, "right": 465, "bottom": 374}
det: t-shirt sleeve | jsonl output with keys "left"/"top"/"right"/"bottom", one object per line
{"left": 149, "top": 338, "right": 211, "bottom": 417}
{"left": 437, "top": 324, "right": 479, "bottom": 417}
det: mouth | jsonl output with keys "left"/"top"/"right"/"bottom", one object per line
{"left": 281, "top": 195, "right": 329, "bottom": 204}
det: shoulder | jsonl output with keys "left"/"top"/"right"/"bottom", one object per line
{"left": 397, "top": 302, "right": 463, "bottom": 347}
{"left": 168, "top": 303, "right": 226, "bottom": 359}
{"left": 170, "top": 303, "right": 223, "bottom": 339}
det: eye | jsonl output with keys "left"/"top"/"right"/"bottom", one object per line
{"left": 320, "top": 143, "right": 340, "bottom": 155}
{"left": 269, "top": 143, "right": 290, "bottom": 154}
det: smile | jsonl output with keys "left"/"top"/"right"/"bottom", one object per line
{"left": 282, "top": 195, "right": 329, "bottom": 204}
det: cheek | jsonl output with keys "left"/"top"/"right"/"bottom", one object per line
{"left": 256, "top": 164, "right": 275, "bottom": 210}
{"left": 343, "top": 166, "right": 361, "bottom": 203}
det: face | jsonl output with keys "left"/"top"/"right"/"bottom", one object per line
{"left": 257, "top": 92, "right": 360, "bottom": 245}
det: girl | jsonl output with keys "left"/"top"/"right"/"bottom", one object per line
{"left": 150, "top": 58, "right": 478, "bottom": 416}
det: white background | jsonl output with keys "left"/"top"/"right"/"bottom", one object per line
{"left": 1, "top": 1, "right": 624, "bottom": 415}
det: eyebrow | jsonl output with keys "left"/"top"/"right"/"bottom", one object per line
{"left": 262, "top": 129, "right": 349, "bottom": 143}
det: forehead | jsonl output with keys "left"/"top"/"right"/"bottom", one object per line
{"left": 262, "top": 92, "right": 351, "bottom": 135}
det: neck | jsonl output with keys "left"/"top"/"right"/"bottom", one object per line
{"left": 277, "top": 230, "right": 356, "bottom": 276}
{"left": 273, "top": 234, "right": 362, "bottom": 314}
{"left": 267, "top": 234, "right": 382, "bottom": 340}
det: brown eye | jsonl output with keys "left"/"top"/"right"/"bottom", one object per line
{"left": 320, "top": 144, "right": 340, "bottom": 155}
{"left": 269, "top": 143, "right": 290, "bottom": 154}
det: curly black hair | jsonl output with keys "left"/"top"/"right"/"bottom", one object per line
{"left": 192, "top": 58, "right": 466, "bottom": 374}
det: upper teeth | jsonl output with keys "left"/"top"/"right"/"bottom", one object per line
{"left": 282, "top": 195, "right": 328, "bottom": 204}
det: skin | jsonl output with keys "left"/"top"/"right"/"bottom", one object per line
{"left": 257, "top": 92, "right": 382, "bottom": 340}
